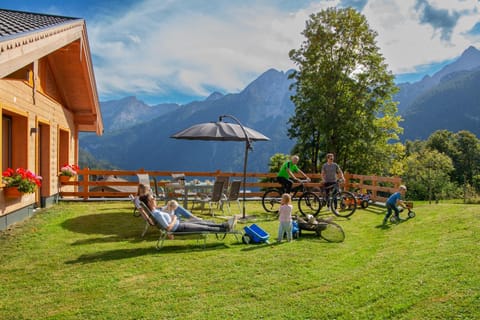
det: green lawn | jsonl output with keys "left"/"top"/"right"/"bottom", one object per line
{"left": 1, "top": 201, "right": 479, "bottom": 319}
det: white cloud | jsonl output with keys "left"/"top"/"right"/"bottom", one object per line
{"left": 363, "top": 0, "right": 480, "bottom": 73}
{"left": 87, "top": 0, "right": 480, "bottom": 102}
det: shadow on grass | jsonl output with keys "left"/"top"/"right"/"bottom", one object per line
{"left": 61, "top": 212, "right": 144, "bottom": 237}
{"left": 375, "top": 218, "right": 413, "bottom": 230}
{"left": 240, "top": 242, "right": 275, "bottom": 251}
{"left": 239, "top": 232, "right": 331, "bottom": 251}
{"left": 65, "top": 247, "right": 155, "bottom": 264}
{"left": 375, "top": 224, "right": 390, "bottom": 230}
{"left": 65, "top": 242, "right": 230, "bottom": 264}
{"left": 363, "top": 206, "right": 387, "bottom": 215}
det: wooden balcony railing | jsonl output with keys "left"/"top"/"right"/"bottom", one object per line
{"left": 59, "top": 169, "right": 402, "bottom": 203}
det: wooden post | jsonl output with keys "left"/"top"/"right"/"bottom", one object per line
{"left": 82, "top": 168, "right": 90, "bottom": 200}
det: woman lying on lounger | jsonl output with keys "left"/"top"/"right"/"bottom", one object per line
{"left": 134, "top": 184, "right": 201, "bottom": 221}
{"left": 139, "top": 194, "right": 237, "bottom": 233}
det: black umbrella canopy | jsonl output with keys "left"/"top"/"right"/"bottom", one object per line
{"left": 170, "top": 115, "right": 270, "bottom": 219}
{"left": 170, "top": 121, "right": 270, "bottom": 142}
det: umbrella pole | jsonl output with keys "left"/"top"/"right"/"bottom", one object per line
{"left": 219, "top": 114, "right": 251, "bottom": 219}
{"left": 242, "top": 140, "right": 248, "bottom": 219}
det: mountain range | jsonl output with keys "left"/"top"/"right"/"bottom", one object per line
{"left": 80, "top": 69, "right": 296, "bottom": 172}
{"left": 395, "top": 46, "right": 480, "bottom": 140}
{"left": 80, "top": 46, "right": 480, "bottom": 172}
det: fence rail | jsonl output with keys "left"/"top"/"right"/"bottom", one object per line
{"left": 59, "top": 169, "right": 401, "bottom": 203}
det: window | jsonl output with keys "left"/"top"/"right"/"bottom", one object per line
{"left": 1, "top": 111, "right": 28, "bottom": 175}
{"left": 58, "top": 129, "right": 70, "bottom": 171}
{"left": 2, "top": 115, "right": 12, "bottom": 169}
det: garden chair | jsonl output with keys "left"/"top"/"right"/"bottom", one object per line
{"left": 193, "top": 180, "right": 225, "bottom": 216}
{"left": 136, "top": 173, "right": 164, "bottom": 201}
{"left": 215, "top": 175, "right": 230, "bottom": 201}
{"left": 224, "top": 180, "right": 242, "bottom": 215}
{"left": 164, "top": 173, "right": 186, "bottom": 202}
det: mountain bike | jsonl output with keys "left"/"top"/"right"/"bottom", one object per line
{"left": 262, "top": 179, "right": 321, "bottom": 216}
{"left": 314, "top": 180, "right": 357, "bottom": 218}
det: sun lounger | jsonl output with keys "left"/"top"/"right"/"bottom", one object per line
{"left": 130, "top": 194, "right": 153, "bottom": 237}
{"left": 137, "top": 202, "right": 241, "bottom": 250}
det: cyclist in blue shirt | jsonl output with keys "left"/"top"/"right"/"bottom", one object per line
{"left": 383, "top": 185, "right": 407, "bottom": 225}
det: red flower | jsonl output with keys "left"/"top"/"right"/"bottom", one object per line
{"left": 2, "top": 167, "right": 42, "bottom": 193}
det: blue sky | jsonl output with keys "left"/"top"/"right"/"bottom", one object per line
{"left": 2, "top": 0, "right": 480, "bottom": 104}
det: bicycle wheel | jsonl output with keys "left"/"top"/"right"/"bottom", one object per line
{"left": 262, "top": 189, "right": 282, "bottom": 213}
{"left": 330, "top": 191, "right": 357, "bottom": 218}
{"left": 298, "top": 191, "right": 321, "bottom": 217}
{"left": 316, "top": 222, "right": 345, "bottom": 242}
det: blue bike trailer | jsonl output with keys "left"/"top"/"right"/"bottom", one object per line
{"left": 242, "top": 224, "right": 270, "bottom": 244}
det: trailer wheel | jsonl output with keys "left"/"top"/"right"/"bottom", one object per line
{"left": 242, "top": 234, "right": 251, "bottom": 244}
{"left": 361, "top": 200, "right": 369, "bottom": 209}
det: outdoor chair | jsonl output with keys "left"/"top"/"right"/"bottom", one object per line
{"left": 165, "top": 173, "right": 186, "bottom": 202}
{"left": 224, "top": 180, "right": 242, "bottom": 215}
{"left": 215, "top": 175, "right": 230, "bottom": 202}
{"left": 136, "top": 173, "right": 164, "bottom": 200}
{"left": 130, "top": 194, "right": 155, "bottom": 237}
{"left": 137, "top": 173, "right": 151, "bottom": 190}
{"left": 137, "top": 201, "right": 241, "bottom": 250}
{"left": 193, "top": 180, "right": 225, "bottom": 216}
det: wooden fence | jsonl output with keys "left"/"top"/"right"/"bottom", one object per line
{"left": 59, "top": 169, "right": 402, "bottom": 203}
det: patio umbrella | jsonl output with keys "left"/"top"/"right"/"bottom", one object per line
{"left": 170, "top": 114, "right": 270, "bottom": 219}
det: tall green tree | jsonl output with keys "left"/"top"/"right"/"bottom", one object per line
{"left": 288, "top": 7, "right": 401, "bottom": 174}
{"left": 403, "top": 149, "right": 455, "bottom": 202}
{"left": 426, "top": 130, "right": 456, "bottom": 156}
{"left": 426, "top": 129, "right": 480, "bottom": 195}
{"left": 454, "top": 131, "right": 480, "bottom": 199}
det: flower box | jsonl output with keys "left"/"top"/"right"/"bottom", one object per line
{"left": 2, "top": 168, "right": 42, "bottom": 194}
{"left": 59, "top": 175, "right": 72, "bottom": 183}
{"left": 4, "top": 186, "right": 22, "bottom": 198}
{"left": 59, "top": 164, "right": 79, "bottom": 179}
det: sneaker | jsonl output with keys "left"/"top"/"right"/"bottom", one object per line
{"left": 382, "top": 218, "right": 387, "bottom": 225}
{"left": 227, "top": 216, "right": 238, "bottom": 231}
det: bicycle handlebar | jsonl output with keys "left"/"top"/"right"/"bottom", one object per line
{"left": 296, "top": 179, "right": 311, "bottom": 183}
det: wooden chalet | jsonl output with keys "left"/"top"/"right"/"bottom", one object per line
{"left": 0, "top": 9, "right": 103, "bottom": 230}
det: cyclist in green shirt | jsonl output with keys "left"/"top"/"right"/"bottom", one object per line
{"left": 277, "top": 155, "right": 310, "bottom": 193}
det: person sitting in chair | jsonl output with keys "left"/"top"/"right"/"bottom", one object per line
{"left": 135, "top": 185, "right": 201, "bottom": 221}
{"left": 139, "top": 194, "right": 237, "bottom": 233}
{"left": 162, "top": 200, "right": 202, "bottom": 221}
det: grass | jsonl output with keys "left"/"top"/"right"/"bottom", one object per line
{"left": 0, "top": 200, "right": 479, "bottom": 319}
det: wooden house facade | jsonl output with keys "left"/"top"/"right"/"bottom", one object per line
{"left": 0, "top": 9, "right": 103, "bottom": 230}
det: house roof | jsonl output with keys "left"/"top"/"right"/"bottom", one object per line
{"left": 0, "top": 8, "right": 103, "bottom": 135}
{"left": 91, "top": 175, "right": 137, "bottom": 193}
{"left": 0, "top": 9, "right": 78, "bottom": 37}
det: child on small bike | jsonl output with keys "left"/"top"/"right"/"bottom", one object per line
{"left": 277, "top": 193, "right": 293, "bottom": 242}
{"left": 382, "top": 185, "right": 407, "bottom": 225}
